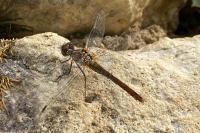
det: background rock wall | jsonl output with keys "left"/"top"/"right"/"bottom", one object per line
{"left": 0, "top": 0, "right": 186, "bottom": 38}
{"left": 142, "top": 0, "right": 186, "bottom": 34}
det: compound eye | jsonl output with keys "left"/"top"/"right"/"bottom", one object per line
{"left": 61, "top": 43, "right": 70, "bottom": 56}
{"left": 61, "top": 42, "right": 75, "bottom": 56}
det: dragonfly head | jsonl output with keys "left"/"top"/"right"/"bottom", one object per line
{"left": 61, "top": 42, "right": 74, "bottom": 56}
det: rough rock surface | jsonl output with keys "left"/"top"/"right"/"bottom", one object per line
{"left": 0, "top": 0, "right": 185, "bottom": 37}
{"left": 103, "top": 25, "right": 167, "bottom": 50}
{"left": 0, "top": 32, "right": 200, "bottom": 132}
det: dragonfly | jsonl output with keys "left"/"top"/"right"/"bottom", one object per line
{"left": 60, "top": 10, "right": 144, "bottom": 103}
{"left": 41, "top": 10, "right": 144, "bottom": 114}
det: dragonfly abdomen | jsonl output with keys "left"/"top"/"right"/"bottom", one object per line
{"left": 87, "top": 61, "right": 144, "bottom": 102}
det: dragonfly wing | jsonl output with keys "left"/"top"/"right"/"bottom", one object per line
{"left": 40, "top": 68, "right": 81, "bottom": 113}
{"left": 85, "top": 9, "right": 106, "bottom": 48}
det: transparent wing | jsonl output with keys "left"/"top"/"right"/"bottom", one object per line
{"left": 85, "top": 9, "right": 106, "bottom": 48}
{"left": 40, "top": 68, "right": 81, "bottom": 113}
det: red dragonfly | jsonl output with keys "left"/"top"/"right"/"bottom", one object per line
{"left": 60, "top": 10, "right": 144, "bottom": 103}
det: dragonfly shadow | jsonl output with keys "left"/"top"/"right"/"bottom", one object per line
{"left": 85, "top": 93, "right": 101, "bottom": 103}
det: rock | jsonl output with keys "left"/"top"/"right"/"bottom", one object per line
{"left": 0, "top": 32, "right": 199, "bottom": 132}
{"left": 0, "top": 59, "right": 32, "bottom": 80}
{"left": 103, "top": 25, "right": 167, "bottom": 50}
{"left": 0, "top": 0, "right": 185, "bottom": 38}
{"left": 142, "top": 0, "right": 187, "bottom": 34}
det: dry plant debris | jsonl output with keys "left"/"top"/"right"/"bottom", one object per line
{"left": 0, "top": 77, "right": 12, "bottom": 111}
{"left": 0, "top": 39, "right": 14, "bottom": 111}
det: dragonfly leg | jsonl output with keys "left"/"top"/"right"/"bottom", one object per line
{"left": 61, "top": 57, "right": 71, "bottom": 63}
{"left": 62, "top": 57, "right": 73, "bottom": 75}
{"left": 56, "top": 59, "right": 73, "bottom": 81}
{"left": 65, "top": 60, "right": 73, "bottom": 75}
{"left": 74, "top": 62, "right": 87, "bottom": 99}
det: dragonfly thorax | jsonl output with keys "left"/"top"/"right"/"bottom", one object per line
{"left": 61, "top": 42, "right": 75, "bottom": 56}
{"left": 82, "top": 49, "right": 93, "bottom": 64}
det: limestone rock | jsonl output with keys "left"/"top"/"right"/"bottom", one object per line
{"left": 0, "top": 32, "right": 199, "bottom": 132}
